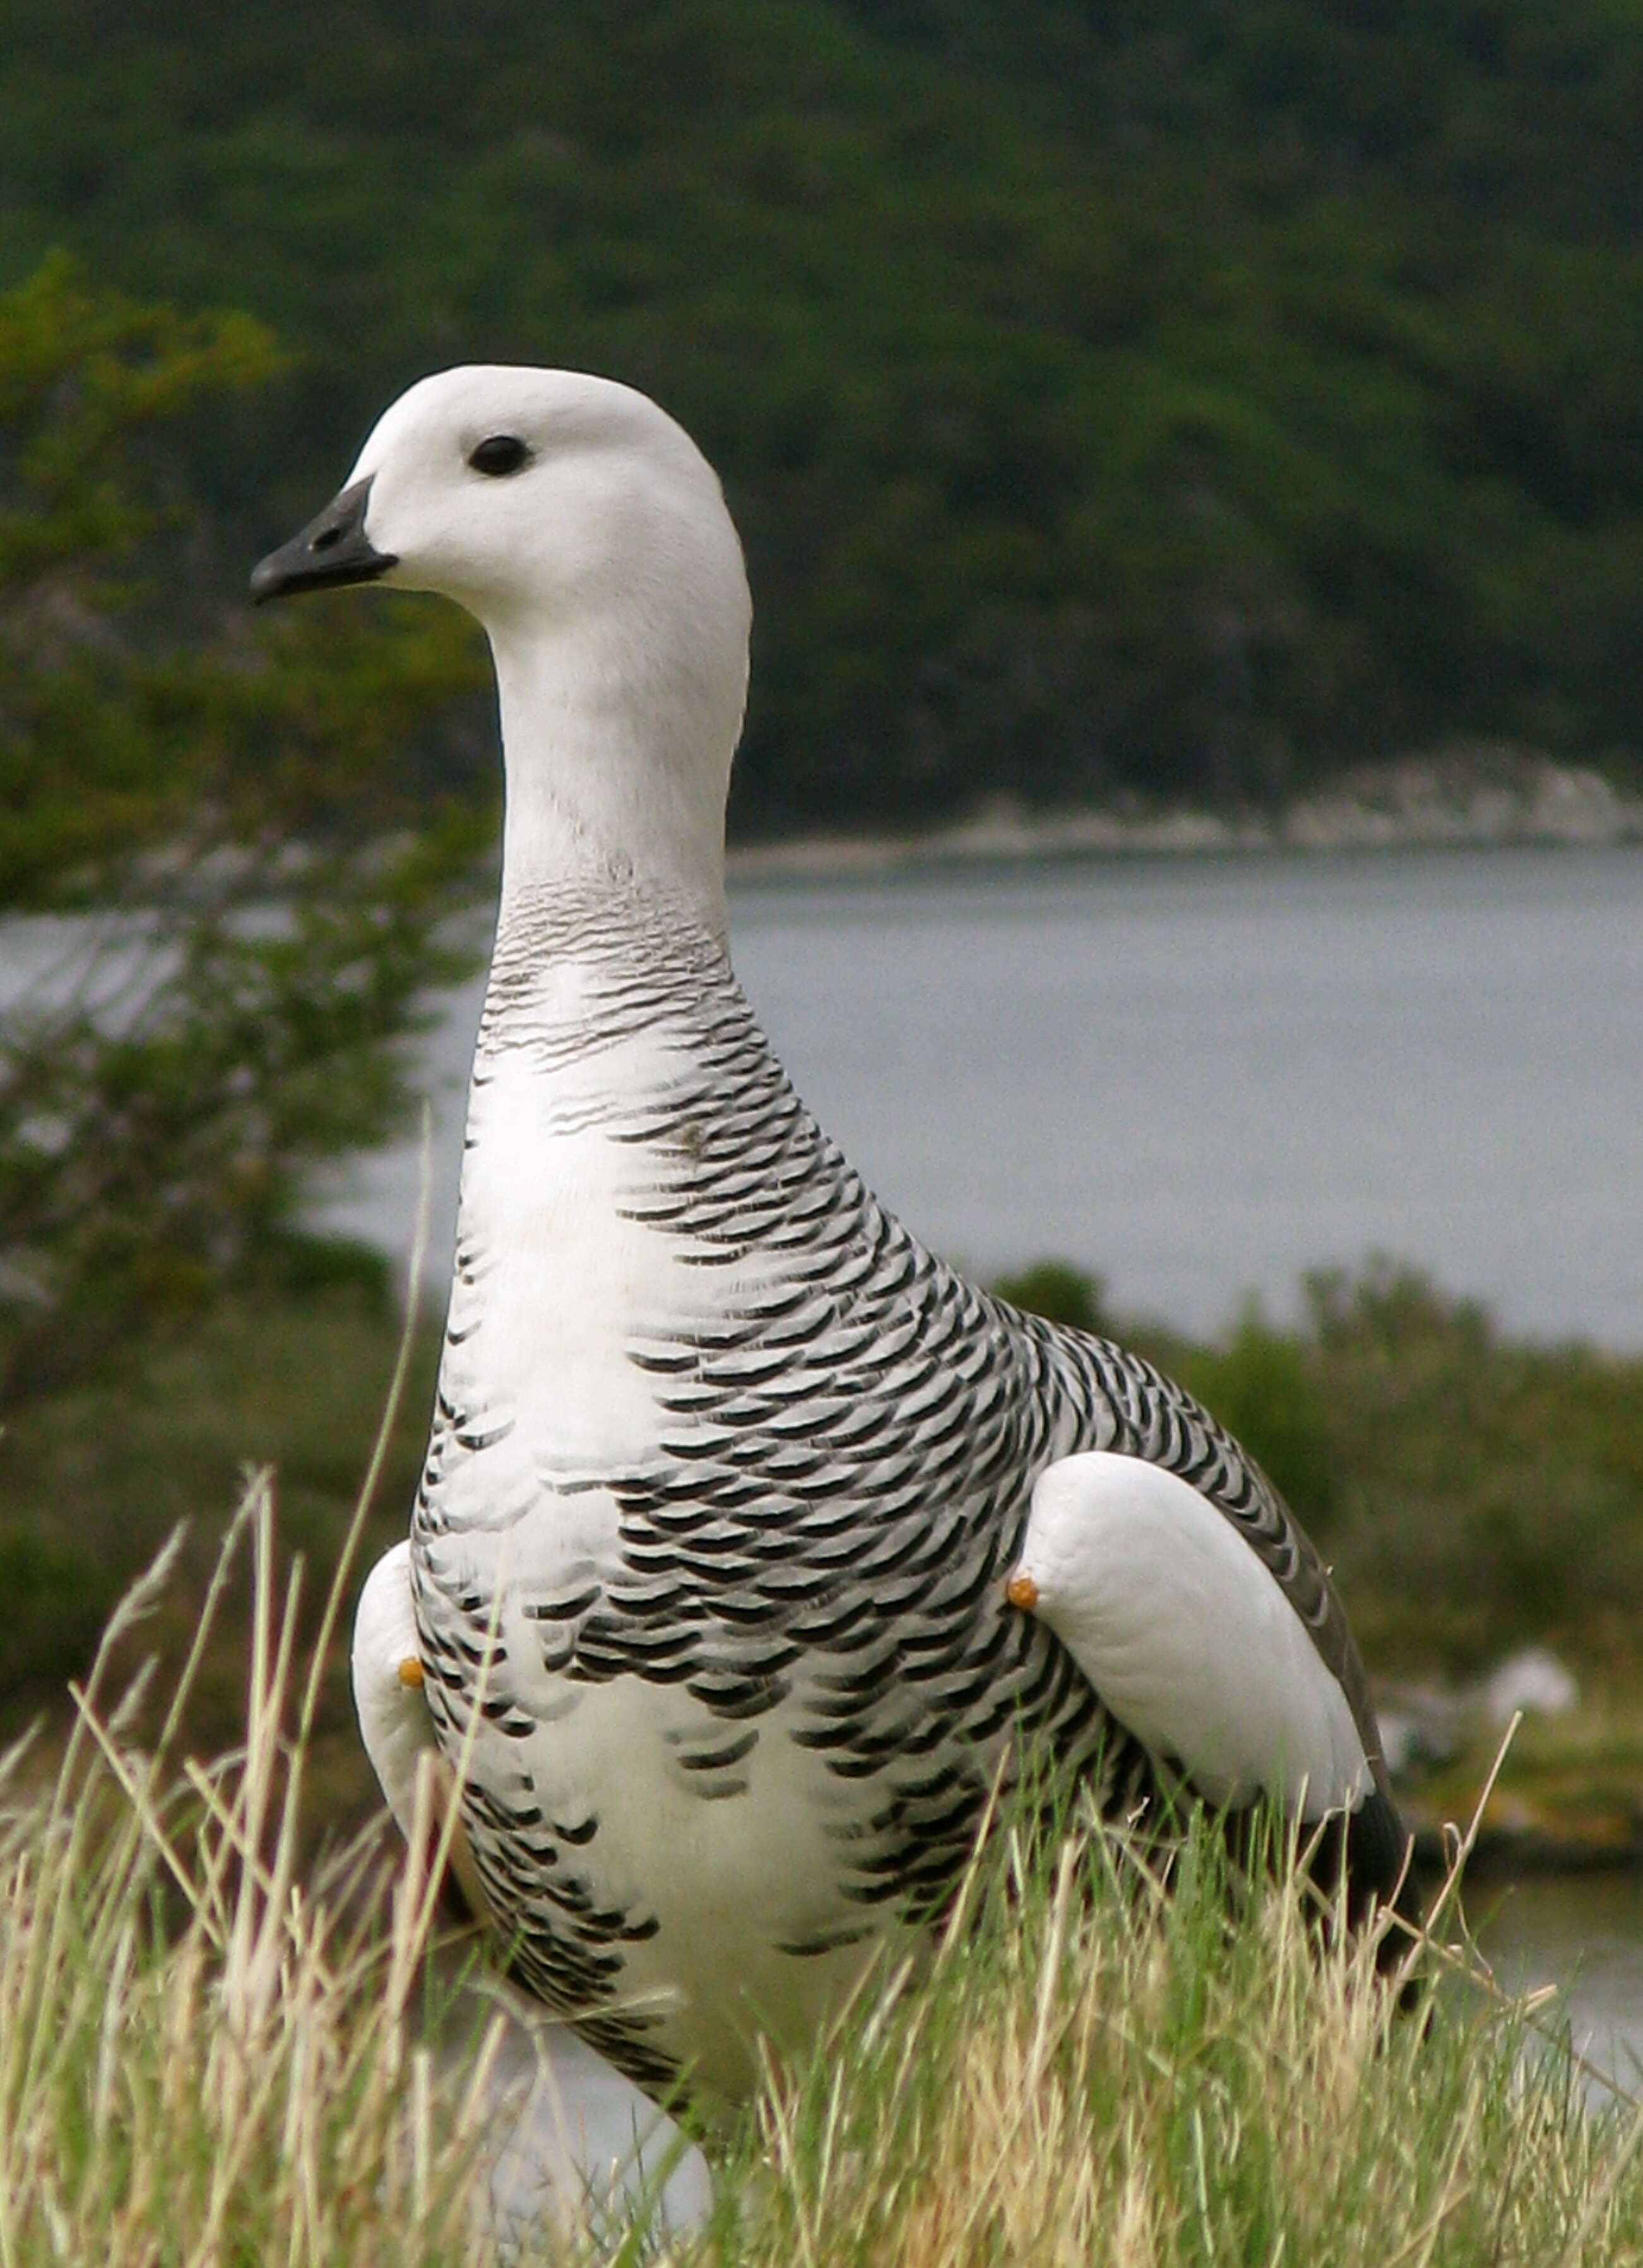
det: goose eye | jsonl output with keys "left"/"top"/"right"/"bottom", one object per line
{"left": 467, "top": 434, "right": 532, "bottom": 477}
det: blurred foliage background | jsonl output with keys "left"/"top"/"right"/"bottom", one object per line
{"left": 0, "top": 259, "right": 489, "bottom": 1409}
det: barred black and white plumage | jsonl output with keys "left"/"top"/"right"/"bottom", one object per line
{"left": 255, "top": 362, "right": 1412, "bottom": 2107}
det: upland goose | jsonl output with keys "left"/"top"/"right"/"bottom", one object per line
{"left": 255, "top": 366, "right": 1413, "bottom": 2105}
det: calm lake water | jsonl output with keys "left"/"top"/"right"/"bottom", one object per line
{"left": 323, "top": 843, "right": 1643, "bottom": 1348}
{"left": 1483, "top": 1875, "right": 1643, "bottom": 2104}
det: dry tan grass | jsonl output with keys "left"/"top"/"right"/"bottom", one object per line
{"left": 711, "top": 1803, "right": 1643, "bottom": 2268}
{"left": 0, "top": 1476, "right": 521, "bottom": 2267}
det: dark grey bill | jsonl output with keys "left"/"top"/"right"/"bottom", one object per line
{"left": 249, "top": 477, "right": 398, "bottom": 605}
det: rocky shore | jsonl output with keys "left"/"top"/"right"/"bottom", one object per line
{"left": 730, "top": 749, "right": 1643, "bottom": 879}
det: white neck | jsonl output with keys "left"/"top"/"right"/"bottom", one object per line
{"left": 487, "top": 605, "right": 740, "bottom": 946}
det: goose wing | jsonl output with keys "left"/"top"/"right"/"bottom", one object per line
{"left": 1011, "top": 1449, "right": 1372, "bottom": 1817}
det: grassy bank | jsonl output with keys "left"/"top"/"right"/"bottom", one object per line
{"left": 0, "top": 1261, "right": 439, "bottom": 1825}
{"left": 3, "top": 1494, "right": 1640, "bottom": 2265}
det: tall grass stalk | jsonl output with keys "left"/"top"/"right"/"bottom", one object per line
{"left": 0, "top": 1152, "right": 524, "bottom": 2265}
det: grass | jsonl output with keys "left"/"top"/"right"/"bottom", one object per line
{"left": 708, "top": 1837, "right": 1643, "bottom": 2268}
{"left": 0, "top": 1485, "right": 507, "bottom": 2265}
{"left": 0, "top": 1273, "right": 441, "bottom": 1817}
{"left": 3, "top": 1460, "right": 1642, "bottom": 2264}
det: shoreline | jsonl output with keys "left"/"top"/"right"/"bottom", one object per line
{"left": 728, "top": 752, "right": 1643, "bottom": 880}
{"left": 1411, "top": 1822, "right": 1643, "bottom": 1880}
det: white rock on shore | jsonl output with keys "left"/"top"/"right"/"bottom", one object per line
{"left": 1375, "top": 1646, "right": 1581, "bottom": 1781}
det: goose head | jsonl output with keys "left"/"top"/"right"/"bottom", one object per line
{"left": 252, "top": 365, "right": 752, "bottom": 921}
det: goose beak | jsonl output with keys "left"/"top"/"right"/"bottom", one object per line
{"left": 250, "top": 477, "right": 398, "bottom": 605}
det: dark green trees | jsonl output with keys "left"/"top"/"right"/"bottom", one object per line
{"left": 4, "top": 0, "right": 1642, "bottom": 833}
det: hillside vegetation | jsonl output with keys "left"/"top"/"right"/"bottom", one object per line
{"left": 3, "top": 0, "right": 1642, "bottom": 833}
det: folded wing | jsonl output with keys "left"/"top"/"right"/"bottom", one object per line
{"left": 1011, "top": 1450, "right": 1372, "bottom": 1819}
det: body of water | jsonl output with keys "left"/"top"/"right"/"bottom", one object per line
{"left": 324, "top": 844, "right": 1643, "bottom": 1348}
{"left": 1483, "top": 1874, "right": 1643, "bottom": 2105}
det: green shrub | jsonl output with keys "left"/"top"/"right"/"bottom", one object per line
{"left": 994, "top": 1258, "right": 1109, "bottom": 1335}
{"left": 0, "top": 1527, "right": 112, "bottom": 1695}
{"left": 1177, "top": 1301, "right": 1337, "bottom": 1529}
